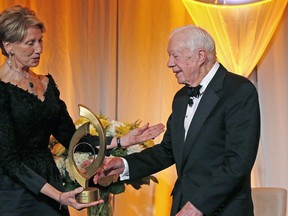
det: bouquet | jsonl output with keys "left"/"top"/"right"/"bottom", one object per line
{"left": 49, "top": 115, "right": 158, "bottom": 216}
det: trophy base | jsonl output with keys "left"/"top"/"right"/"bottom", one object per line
{"left": 76, "top": 187, "right": 100, "bottom": 203}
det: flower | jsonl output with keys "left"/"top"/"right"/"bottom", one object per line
{"left": 49, "top": 115, "right": 158, "bottom": 215}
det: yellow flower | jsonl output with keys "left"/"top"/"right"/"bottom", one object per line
{"left": 115, "top": 120, "right": 142, "bottom": 136}
{"left": 98, "top": 115, "right": 110, "bottom": 130}
{"left": 51, "top": 143, "right": 66, "bottom": 156}
{"left": 74, "top": 116, "right": 110, "bottom": 136}
{"left": 74, "top": 117, "right": 89, "bottom": 127}
{"left": 142, "top": 139, "right": 155, "bottom": 148}
{"left": 115, "top": 124, "right": 131, "bottom": 136}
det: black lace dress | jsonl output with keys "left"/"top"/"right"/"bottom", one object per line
{"left": 0, "top": 74, "right": 76, "bottom": 215}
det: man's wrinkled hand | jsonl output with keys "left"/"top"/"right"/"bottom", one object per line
{"left": 176, "top": 202, "right": 203, "bottom": 216}
{"left": 93, "top": 157, "right": 124, "bottom": 186}
{"left": 121, "top": 123, "right": 165, "bottom": 147}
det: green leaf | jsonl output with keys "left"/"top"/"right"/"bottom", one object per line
{"left": 150, "top": 175, "right": 159, "bottom": 184}
{"left": 108, "top": 182, "right": 125, "bottom": 194}
{"left": 110, "top": 148, "right": 127, "bottom": 157}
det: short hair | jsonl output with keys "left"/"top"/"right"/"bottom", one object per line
{"left": 170, "top": 25, "right": 216, "bottom": 61}
{"left": 0, "top": 5, "right": 45, "bottom": 57}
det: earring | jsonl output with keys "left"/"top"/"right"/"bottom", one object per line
{"left": 7, "top": 51, "right": 12, "bottom": 67}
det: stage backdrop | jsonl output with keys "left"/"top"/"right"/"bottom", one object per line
{"left": 0, "top": 1, "right": 287, "bottom": 215}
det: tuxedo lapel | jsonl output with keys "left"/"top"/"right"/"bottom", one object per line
{"left": 173, "top": 91, "right": 189, "bottom": 164}
{"left": 181, "top": 66, "right": 227, "bottom": 167}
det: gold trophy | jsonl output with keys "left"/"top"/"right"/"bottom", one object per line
{"left": 68, "top": 105, "right": 106, "bottom": 203}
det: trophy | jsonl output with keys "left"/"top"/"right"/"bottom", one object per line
{"left": 68, "top": 104, "right": 106, "bottom": 203}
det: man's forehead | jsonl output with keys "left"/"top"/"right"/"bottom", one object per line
{"left": 168, "top": 43, "right": 191, "bottom": 54}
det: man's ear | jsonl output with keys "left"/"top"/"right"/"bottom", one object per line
{"left": 197, "top": 49, "right": 207, "bottom": 65}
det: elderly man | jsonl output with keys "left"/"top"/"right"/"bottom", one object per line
{"left": 94, "top": 25, "right": 260, "bottom": 216}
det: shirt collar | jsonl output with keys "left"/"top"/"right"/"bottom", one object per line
{"left": 199, "top": 62, "right": 219, "bottom": 94}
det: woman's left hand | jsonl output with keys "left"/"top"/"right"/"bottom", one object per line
{"left": 60, "top": 187, "right": 104, "bottom": 210}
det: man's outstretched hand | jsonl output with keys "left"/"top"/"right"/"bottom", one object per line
{"left": 120, "top": 123, "right": 165, "bottom": 147}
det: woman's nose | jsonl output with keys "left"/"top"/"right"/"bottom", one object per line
{"left": 35, "top": 43, "right": 43, "bottom": 54}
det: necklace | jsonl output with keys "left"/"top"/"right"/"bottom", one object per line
{"left": 6, "top": 62, "right": 35, "bottom": 92}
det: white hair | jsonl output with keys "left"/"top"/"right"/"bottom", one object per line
{"left": 169, "top": 25, "right": 216, "bottom": 61}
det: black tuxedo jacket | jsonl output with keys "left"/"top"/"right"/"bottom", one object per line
{"left": 125, "top": 64, "right": 260, "bottom": 216}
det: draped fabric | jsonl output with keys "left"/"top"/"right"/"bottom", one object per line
{"left": 257, "top": 3, "right": 288, "bottom": 200}
{"left": 181, "top": 0, "right": 288, "bottom": 77}
{"left": 0, "top": 1, "right": 287, "bottom": 215}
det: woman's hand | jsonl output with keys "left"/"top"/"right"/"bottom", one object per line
{"left": 40, "top": 183, "right": 103, "bottom": 211}
{"left": 59, "top": 187, "right": 103, "bottom": 210}
{"left": 120, "top": 123, "right": 165, "bottom": 147}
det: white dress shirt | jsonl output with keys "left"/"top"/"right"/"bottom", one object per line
{"left": 184, "top": 62, "right": 219, "bottom": 140}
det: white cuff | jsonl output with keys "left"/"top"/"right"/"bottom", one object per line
{"left": 119, "top": 158, "right": 130, "bottom": 181}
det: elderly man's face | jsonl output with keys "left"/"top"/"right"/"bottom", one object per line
{"left": 167, "top": 33, "right": 200, "bottom": 86}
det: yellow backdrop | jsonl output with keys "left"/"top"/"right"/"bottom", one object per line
{"left": 182, "top": 0, "right": 287, "bottom": 76}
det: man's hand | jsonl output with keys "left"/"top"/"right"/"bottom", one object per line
{"left": 121, "top": 123, "right": 165, "bottom": 147}
{"left": 176, "top": 202, "right": 203, "bottom": 216}
{"left": 93, "top": 157, "right": 124, "bottom": 186}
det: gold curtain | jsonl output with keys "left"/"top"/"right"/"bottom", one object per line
{"left": 181, "top": 0, "right": 288, "bottom": 77}
{"left": 114, "top": 1, "right": 191, "bottom": 215}
{"left": 0, "top": 0, "right": 191, "bottom": 215}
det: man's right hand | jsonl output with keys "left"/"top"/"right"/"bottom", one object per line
{"left": 93, "top": 157, "right": 125, "bottom": 186}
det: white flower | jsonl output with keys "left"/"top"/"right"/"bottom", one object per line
{"left": 64, "top": 152, "right": 92, "bottom": 181}
{"left": 54, "top": 156, "right": 66, "bottom": 177}
{"left": 105, "top": 120, "right": 125, "bottom": 136}
{"left": 127, "top": 145, "right": 144, "bottom": 154}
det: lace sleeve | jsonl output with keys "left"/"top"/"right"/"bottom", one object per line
{"left": 48, "top": 75, "right": 76, "bottom": 148}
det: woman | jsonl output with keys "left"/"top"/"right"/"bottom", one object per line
{"left": 0, "top": 5, "right": 164, "bottom": 215}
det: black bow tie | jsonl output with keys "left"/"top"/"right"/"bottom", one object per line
{"left": 187, "top": 85, "right": 202, "bottom": 107}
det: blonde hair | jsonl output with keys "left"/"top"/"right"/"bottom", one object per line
{"left": 0, "top": 5, "right": 45, "bottom": 56}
